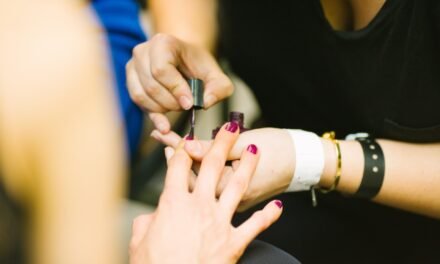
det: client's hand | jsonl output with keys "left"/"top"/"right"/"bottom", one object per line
{"left": 130, "top": 123, "right": 283, "bottom": 264}
{"left": 150, "top": 127, "right": 295, "bottom": 211}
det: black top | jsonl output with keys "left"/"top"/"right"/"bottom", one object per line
{"left": 219, "top": 0, "right": 440, "bottom": 263}
{"left": 219, "top": 0, "right": 440, "bottom": 142}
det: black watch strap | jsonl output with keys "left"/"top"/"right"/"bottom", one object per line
{"left": 354, "top": 138, "right": 385, "bottom": 199}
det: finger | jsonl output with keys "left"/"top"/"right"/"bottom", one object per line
{"left": 150, "top": 129, "right": 182, "bottom": 148}
{"left": 149, "top": 112, "right": 171, "bottom": 134}
{"left": 126, "top": 61, "right": 166, "bottom": 113}
{"left": 183, "top": 139, "right": 212, "bottom": 160}
{"left": 164, "top": 147, "right": 175, "bottom": 163}
{"left": 189, "top": 170, "right": 197, "bottom": 192}
{"left": 165, "top": 146, "right": 196, "bottom": 192}
{"left": 184, "top": 136, "right": 246, "bottom": 161}
{"left": 219, "top": 144, "right": 259, "bottom": 218}
{"left": 149, "top": 35, "right": 193, "bottom": 110}
{"left": 178, "top": 45, "right": 233, "bottom": 108}
{"left": 130, "top": 213, "right": 154, "bottom": 251}
{"left": 194, "top": 121, "right": 240, "bottom": 197}
{"left": 203, "top": 73, "right": 234, "bottom": 108}
{"left": 234, "top": 200, "right": 283, "bottom": 248}
{"left": 231, "top": 160, "right": 241, "bottom": 171}
{"left": 164, "top": 141, "right": 192, "bottom": 193}
{"left": 140, "top": 73, "right": 181, "bottom": 111}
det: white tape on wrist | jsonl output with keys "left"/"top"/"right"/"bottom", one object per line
{"left": 285, "top": 130, "right": 325, "bottom": 192}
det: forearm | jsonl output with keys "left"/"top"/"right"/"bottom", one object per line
{"left": 149, "top": 0, "right": 218, "bottom": 52}
{"left": 320, "top": 138, "right": 440, "bottom": 218}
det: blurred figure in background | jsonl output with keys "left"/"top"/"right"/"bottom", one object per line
{"left": 91, "top": 0, "right": 147, "bottom": 159}
{"left": 0, "top": 1, "right": 125, "bottom": 263}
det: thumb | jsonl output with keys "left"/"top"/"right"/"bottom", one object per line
{"left": 203, "top": 73, "right": 234, "bottom": 108}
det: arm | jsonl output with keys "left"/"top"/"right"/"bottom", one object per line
{"left": 0, "top": 1, "right": 124, "bottom": 263}
{"left": 321, "top": 139, "right": 440, "bottom": 218}
{"left": 149, "top": 0, "right": 218, "bottom": 52}
{"left": 149, "top": 128, "right": 440, "bottom": 219}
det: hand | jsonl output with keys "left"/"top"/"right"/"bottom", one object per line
{"left": 151, "top": 127, "right": 295, "bottom": 211}
{"left": 126, "top": 33, "right": 233, "bottom": 133}
{"left": 129, "top": 123, "right": 283, "bottom": 264}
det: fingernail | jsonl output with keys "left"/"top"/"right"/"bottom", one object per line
{"left": 204, "top": 94, "right": 217, "bottom": 107}
{"left": 179, "top": 96, "right": 192, "bottom": 110}
{"left": 150, "top": 130, "right": 160, "bottom": 140}
{"left": 225, "top": 121, "right": 239, "bottom": 133}
{"left": 157, "top": 123, "right": 167, "bottom": 132}
{"left": 274, "top": 200, "right": 283, "bottom": 209}
{"left": 184, "top": 134, "right": 194, "bottom": 140}
{"left": 164, "top": 147, "right": 174, "bottom": 159}
{"left": 247, "top": 144, "right": 258, "bottom": 154}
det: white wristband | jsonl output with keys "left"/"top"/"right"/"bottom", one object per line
{"left": 284, "top": 129, "right": 325, "bottom": 192}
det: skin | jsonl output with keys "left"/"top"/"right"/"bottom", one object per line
{"left": 0, "top": 2, "right": 283, "bottom": 264}
{"left": 151, "top": 129, "right": 440, "bottom": 219}
{"left": 130, "top": 124, "right": 283, "bottom": 264}
{"left": 0, "top": 1, "right": 124, "bottom": 263}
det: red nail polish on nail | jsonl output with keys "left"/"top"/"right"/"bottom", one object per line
{"left": 185, "top": 134, "right": 194, "bottom": 140}
{"left": 225, "top": 122, "right": 239, "bottom": 133}
{"left": 247, "top": 144, "right": 258, "bottom": 154}
{"left": 225, "top": 121, "right": 239, "bottom": 133}
{"left": 274, "top": 200, "right": 283, "bottom": 209}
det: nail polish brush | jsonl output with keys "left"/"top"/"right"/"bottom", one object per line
{"left": 188, "top": 78, "right": 204, "bottom": 139}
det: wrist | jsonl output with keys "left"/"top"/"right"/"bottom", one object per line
{"left": 319, "top": 139, "right": 363, "bottom": 193}
{"left": 319, "top": 138, "right": 337, "bottom": 188}
{"left": 284, "top": 129, "right": 325, "bottom": 192}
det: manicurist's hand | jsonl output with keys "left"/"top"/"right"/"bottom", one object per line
{"left": 129, "top": 123, "right": 283, "bottom": 264}
{"left": 126, "top": 33, "right": 233, "bottom": 133}
{"left": 150, "top": 127, "right": 295, "bottom": 211}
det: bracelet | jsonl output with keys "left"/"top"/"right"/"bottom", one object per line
{"left": 311, "top": 131, "right": 342, "bottom": 206}
{"left": 284, "top": 130, "right": 325, "bottom": 192}
{"left": 354, "top": 137, "right": 385, "bottom": 199}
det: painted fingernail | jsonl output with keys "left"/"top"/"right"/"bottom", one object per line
{"left": 274, "top": 200, "right": 283, "bottom": 209}
{"left": 184, "top": 134, "right": 194, "bottom": 140}
{"left": 179, "top": 96, "right": 192, "bottom": 110}
{"left": 225, "top": 121, "right": 239, "bottom": 133}
{"left": 247, "top": 144, "right": 258, "bottom": 154}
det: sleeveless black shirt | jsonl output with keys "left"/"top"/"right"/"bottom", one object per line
{"left": 219, "top": 0, "right": 440, "bottom": 142}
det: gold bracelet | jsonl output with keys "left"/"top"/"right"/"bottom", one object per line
{"left": 311, "top": 131, "right": 342, "bottom": 206}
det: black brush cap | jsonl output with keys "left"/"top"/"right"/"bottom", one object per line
{"left": 188, "top": 78, "right": 204, "bottom": 109}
